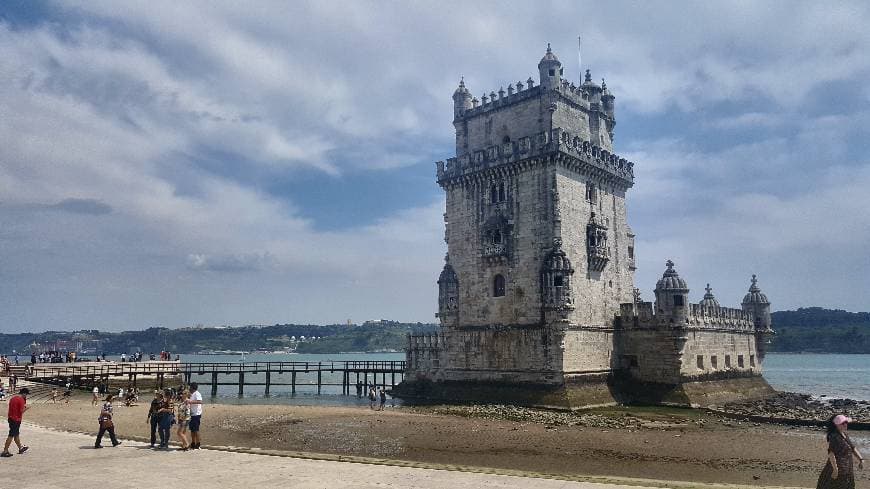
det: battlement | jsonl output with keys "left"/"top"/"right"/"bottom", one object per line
{"left": 455, "top": 74, "right": 610, "bottom": 122}
{"left": 619, "top": 302, "right": 755, "bottom": 331}
{"left": 436, "top": 127, "right": 634, "bottom": 187}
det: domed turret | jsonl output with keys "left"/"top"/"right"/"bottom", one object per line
{"left": 742, "top": 274, "right": 769, "bottom": 305}
{"left": 742, "top": 274, "right": 772, "bottom": 331}
{"left": 654, "top": 260, "right": 690, "bottom": 324}
{"left": 452, "top": 77, "right": 472, "bottom": 119}
{"left": 538, "top": 43, "right": 563, "bottom": 90}
{"left": 699, "top": 283, "right": 720, "bottom": 308}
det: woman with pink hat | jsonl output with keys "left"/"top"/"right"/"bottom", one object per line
{"left": 817, "top": 414, "right": 864, "bottom": 489}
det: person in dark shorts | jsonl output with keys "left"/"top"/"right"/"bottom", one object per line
{"left": 2, "top": 387, "right": 29, "bottom": 457}
{"left": 186, "top": 382, "right": 203, "bottom": 449}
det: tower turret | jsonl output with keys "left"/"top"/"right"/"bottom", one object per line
{"left": 742, "top": 275, "right": 771, "bottom": 331}
{"left": 538, "top": 43, "right": 562, "bottom": 90}
{"left": 601, "top": 79, "right": 615, "bottom": 120}
{"left": 452, "top": 77, "right": 472, "bottom": 119}
{"left": 654, "top": 260, "right": 690, "bottom": 325}
{"left": 699, "top": 283, "right": 720, "bottom": 308}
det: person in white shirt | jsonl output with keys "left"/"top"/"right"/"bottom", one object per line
{"left": 186, "top": 382, "right": 204, "bottom": 449}
{"left": 92, "top": 386, "right": 100, "bottom": 407}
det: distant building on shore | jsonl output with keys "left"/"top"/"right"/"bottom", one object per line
{"left": 396, "top": 44, "right": 775, "bottom": 409}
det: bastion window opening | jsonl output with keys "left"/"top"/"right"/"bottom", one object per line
{"left": 549, "top": 69, "right": 555, "bottom": 76}
{"left": 711, "top": 355, "right": 718, "bottom": 370}
{"left": 725, "top": 355, "right": 732, "bottom": 368}
{"left": 490, "top": 182, "right": 506, "bottom": 203}
{"left": 585, "top": 183, "right": 597, "bottom": 203}
{"left": 738, "top": 355, "right": 745, "bottom": 368}
{"left": 628, "top": 246, "right": 634, "bottom": 259}
{"left": 696, "top": 355, "right": 704, "bottom": 370}
{"left": 673, "top": 295, "right": 684, "bottom": 307}
{"left": 750, "top": 355, "right": 756, "bottom": 367}
{"left": 553, "top": 275, "right": 564, "bottom": 287}
{"left": 493, "top": 274, "right": 506, "bottom": 297}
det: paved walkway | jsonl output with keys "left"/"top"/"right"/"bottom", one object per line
{"left": 3, "top": 424, "right": 664, "bottom": 489}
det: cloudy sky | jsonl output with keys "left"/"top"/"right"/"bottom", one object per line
{"left": 1, "top": 1, "right": 868, "bottom": 333}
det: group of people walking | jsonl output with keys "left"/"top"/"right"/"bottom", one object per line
{"left": 90, "top": 383, "right": 204, "bottom": 450}
{"left": 145, "top": 382, "right": 203, "bottom": 450}
{"left": 355, "top": 381, "right": 388, "bottom": 410}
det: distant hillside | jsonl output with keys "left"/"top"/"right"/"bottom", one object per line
{"left": 3, "top": 307, "right": 868, "bottom": 355}
{"left": 0, "top": 322, "right": 437, "bottom": 356}
{"left": 769, "top": 307, "right": 870, "bottom": 353}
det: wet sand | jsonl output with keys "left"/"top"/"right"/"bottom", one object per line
{"left": 23, "top": 393, "right": 869, "bottom": 487}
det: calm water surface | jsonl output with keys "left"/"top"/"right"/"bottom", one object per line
{"left": 100, "top": 352, "right": 869, "bottom": 404}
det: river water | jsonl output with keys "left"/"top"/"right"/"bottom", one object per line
{"left": 107, "top": 352, "right": 869, "bottom": 404}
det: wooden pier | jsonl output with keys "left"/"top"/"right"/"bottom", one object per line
{"left": 24, "top": 360, "right": 406, "bottom": 396}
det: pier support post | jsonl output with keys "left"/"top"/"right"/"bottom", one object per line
{"left": 317, "top": 370, "right": 322, "bottom": 395}
{"left": 291, "top": 371, "right": 296, "bottom": 395}
{"left": 211, "top": 372, "right": 218, "bottom": 397}
{"left": 238, "top": 372, "right": 245, "bottom": 396}
{"left": 265, "top": 370, "right": 271, "bottom": 396}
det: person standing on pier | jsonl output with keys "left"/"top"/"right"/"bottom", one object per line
{"left": 817, "top": 414, "right": 864, "bottom": 489}
{"left": 1, "top": 387, "right": 29, "bottom": 458}
{"left": 94, "top": 395, "right": 120, "bottom": 448}
{"left": 187, "top": 382, "right": 203, "bottom": 450}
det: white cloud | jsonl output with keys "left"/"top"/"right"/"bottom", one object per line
{"left": 1, "top": 1, "right": 869, "bottom": 331}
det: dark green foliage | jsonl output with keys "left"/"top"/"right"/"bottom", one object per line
{"left": 0, "top": 322, "right": 438, "bottom": 355}
{"left": 769, "top": 308, "right": 870, "bottom": 353}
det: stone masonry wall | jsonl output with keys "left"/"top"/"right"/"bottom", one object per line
{"left": 461, "top": 94, "right": 547, "bottom": 157}
{"left": 445, "top": 166, "right": 554, "bottom": 327}
{"left": 555, "top": 169, "right": 634, "bottom": 326}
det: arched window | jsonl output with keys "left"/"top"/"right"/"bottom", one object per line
{"left": 490, "top": 184, "right": 498, "bottom": 204}
{"left": 493, "top": 274, "right": 506, "bottom": 297}
{"left": 491, "top": 230, "right": 502, "bottom": 245}
{"left": 498, "top": 182, "right": 506, "bottom": 202}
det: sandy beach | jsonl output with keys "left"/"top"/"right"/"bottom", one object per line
{"left": 18, "top": 392, "right": 868, "bottom": 487}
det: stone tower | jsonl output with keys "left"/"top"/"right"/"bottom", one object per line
{"left": 399, "top": 44, "right": 774, "bottom": 409}
{"left": 402, "top": 44, "right": 636, "bottom": 407}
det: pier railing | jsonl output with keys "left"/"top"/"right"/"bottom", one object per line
{"left": 25, "top": 360, "right": 406, "bottom": 396}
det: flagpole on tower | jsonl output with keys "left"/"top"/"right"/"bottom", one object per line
{"left": 578, "top": 35, "right": 582, "bottom": 82}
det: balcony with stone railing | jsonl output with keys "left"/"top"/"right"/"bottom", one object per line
{"left": 587, "top": 245, "right": 610, "bottom": 271}
{"left": 483, "top": 243, "right": 507, "bottom": 258}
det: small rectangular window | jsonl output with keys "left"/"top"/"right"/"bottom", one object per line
{"left": 711, "top": 355, "right": 718, "bottom": 370}
{"left": 553, "top": 275, "right": 564, "bottom": 287}
{"left": 749, "top": 355, "right": 756, "bottom": 367}
{"left": 673, "top": 295, "right": 684, "bottom": 307}
{"left": 738, "top": 355, "right": 744, "bottom": 368}
{"left": 696, "top": 355, "right": 704, "bottom": 370}
{"left": 628, "top": 246, "right": 634, "bottom": 259}
{"left": 549, "top": 69, "right": 555, "bottom": 76}
{"left": 725, "top": 355, "right": 731, "bottom": 368}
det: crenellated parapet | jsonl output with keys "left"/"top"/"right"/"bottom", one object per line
{"left": 436, "top": 126, "right": 635, "bottom": 189}
{"left": 454, "top": 72, "right": 611, "bottom": 122}
{"left": 620, "top": 301, "right": 755, "bottom": 331}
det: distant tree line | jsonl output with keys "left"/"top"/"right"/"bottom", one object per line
{"left": 2, "top": 308, "right": 868, "bottom": 355}
{"left": 768, "top": 307, "right": 870, "bottom": 353}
